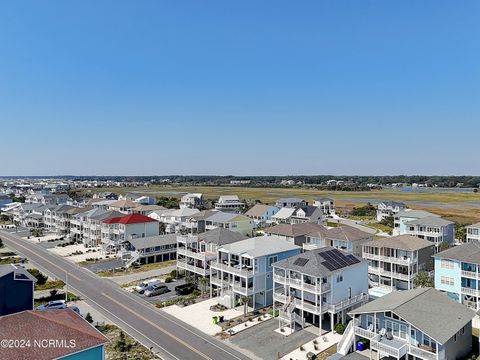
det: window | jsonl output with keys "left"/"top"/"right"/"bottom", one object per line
{"left": 441, "top": 259, "right": 454, "bottom": 270}
{"left": 336, "top": 274, "right": 343, "bottom": 283}
{"left": 268, "top": 256, "right": 278, "bottom": 267}
{"left": 440, "top": 276, "right": 454, "bottom": 286}
{"left": 454, "top": 334, "right": 457, "bottom": 342}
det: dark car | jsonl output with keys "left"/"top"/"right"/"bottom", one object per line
{"left": 175, "top": 283, "right": 195, "bottom": 295}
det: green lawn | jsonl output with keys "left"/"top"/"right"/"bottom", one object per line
{"left": 35, "top": 280, "right": 65, "bottom": 291}
{"left": 367, "top": 222, "right": 393, "bottom": 233}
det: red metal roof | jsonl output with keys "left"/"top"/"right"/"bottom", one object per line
{"left": 103, "top": 213, "right": 157, "bottom": 225}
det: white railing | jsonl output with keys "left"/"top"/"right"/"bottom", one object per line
{"left": 273, "top": 273, "right": 286, "bottom": 284}
{"left": 371, "top": 339, "right": 408, "bottom": 358}
{"left": 461, "top": 270, "right": 478, "bottom": 278}
{"left": 177, "top": 261, "right": 207, "bottom": 275}
{"left": 273, "top": 292, "right": 287, "bottom": 303}
{"left": 176, "top": 248, "right": 208, "bottom": 261}
{"left": 409, "top": 345, "right": 438, "bottom": 360}
{"left": 462, "top": 287, "right": 480, "bottom": 296}
{"left": 329, "top": 293, "right": 367, "bottom": 313}
{"left": 210, "top": 262, "right": 252, "bottom": 277}
{"left": 363, "top": 252, "right": 380, "bottom": 261}
{"left": 337, "top": 320, "right": 355, "bottom": 355}
{"left": 355, "top": 326, "right": 376, "bottom": 339}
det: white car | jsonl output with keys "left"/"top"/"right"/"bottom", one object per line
{"left": 135, "top": 279, "right": 161, "bottom": 294}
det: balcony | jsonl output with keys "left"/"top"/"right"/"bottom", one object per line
{"left": 462, "top": 287, "right": 480, "bottom": 297}
{"left": 273, "top": 292, "right": 288, "bottom": 303}
{"left": 409, "top": 345, "right": 438, "bottom": 360}
{"left": 461, "top": 270, "right": 478, "bottom": 279}
{"left": 363, "top": 252, "right": 380, "bottom": 261}
{"left": 273, "top": 273, "right": 286, "bottom": 284}
{"left": 177, "top": 247, "right": 213, "bottom": 261}
{"left": 176, "top": 260, "right": 208, "bottom": 276}
{"left": 211, "top": 261, "right": 253, "bottom": 277}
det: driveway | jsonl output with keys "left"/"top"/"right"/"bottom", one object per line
{"left": 108, "top": 265, "right": 176, "bottom": 285}
{"left": 133, "top": 278, "right": 186, "bottom": 305}
{"left": 229, "top": 318, "right": 317, "bottom": 360}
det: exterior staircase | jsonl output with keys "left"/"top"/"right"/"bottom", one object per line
{"left": 337, "top": 319, "right": 355, "bottom": 355}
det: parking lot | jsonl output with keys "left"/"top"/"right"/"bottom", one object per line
{"left": 132, "top": 278, "right": 187, "bottom": 304}
{"left": 228, "top": 318, "right": 317, "bottom": 360}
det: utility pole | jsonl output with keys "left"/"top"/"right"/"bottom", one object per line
{"left": 65, "top": 271, "right": 68, "bottom": 303}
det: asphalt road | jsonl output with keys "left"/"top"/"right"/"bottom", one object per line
{"left": 0, "top": 230, "right": 250, "bottom": 360}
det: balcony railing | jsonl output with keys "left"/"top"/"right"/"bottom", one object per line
{"left": 462, "top": 287, "right": 480, "bottom": 296}
{"left": 176, "top": 261, "right": 207, "bottom": 276}
{"left": 210, "top": 261, "right": 253, "bottom": 277}
{"left": 461, "top": 270, "right": 478, "bottom": 279}
{"left": 371, "top": 339, "right": 408, "bottom": 359}
{"left": 409, "top": 345, "right": 438, "bottom": 360}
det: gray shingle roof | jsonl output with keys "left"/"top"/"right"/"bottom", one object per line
{"left": 325, "top": 225, "right": 372, "bottom": 242}
{"left": 396, "top": 209, "right": 437, "bottom": 218}
{"left": 268, "top": 223, "right": 328, "bottom": 237}
{"left": 273, "top": 247, "right": 363, "bottom": 277}
{"left": 197, "top": 228, "right": 248, "bottom": 246}
{"left": 364, "top": 234, "right": 434, "bottom": 251}
{"left": 128, "top": 234, "right": 177, "bottom": 249}
{"left": 434, "top": 240, "right": 480, "bottom": 264}
{"left": 349, "top": 288, "right": 474, "bottom": 344}
{"left": 405, "top": 216, "right": 453, "bottom": 227}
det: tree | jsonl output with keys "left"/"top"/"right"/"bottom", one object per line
{"left": 241, "top": 295, "right": 250, "bottom": 317}
{"left": 114, "top": 331, "right": 129, "bottom": 353}
{"left": 379, "top": 216, "right": 394, "bottom": 229}
{"left": 85, "top": 312, "right": 93, "bottom": 324}
{"left": 439, "top": 241, "right": 451, "bottom": 252}
{"left": 49, "top": 289, "right": 58, "bottom": 298}
{"left": 350, "top": 203, "right": 376, "bottom": 218}
{"left": 414, "top": 271, "right": 433, "bottom": 288}
{"left": 455, "top": 224, "right": 467, "bottom": 243}
{"left": 0, "top": 238, "right": 3, "bottom": 249}
{"left": 27, "top": 269, "right": 48, "bottom": 285}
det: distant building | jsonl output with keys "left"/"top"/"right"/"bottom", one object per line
{"left": 214, "top": 195, "right": 245, "bottom": 213}
{"left": 393, "top": 209, "right": 439, "bottom": 236}
{"left": 244, "top": 204, "right": 279, "bottom": 227}
{"left": 0, "top": 265, "right": 36, "bottom": 316}
{"left": 312, "top": 198, "right": 335, "bottom": 216}
{"left": 275, "top": 197, "right": 307, "bottom": 208}
{"left": 376, "top": 201, "right": 406, "bottom": 221}
{"left": 179, "top": 193, "right": 204, "bottom": 209}
{"left": 403, "top": 216, "right": 455, "bottom": 252}
{"left": 466, "top": 223, "right": 480, "bottom": 243}
{"left": 122, "top": 234, "right": 177, "bottom": 268}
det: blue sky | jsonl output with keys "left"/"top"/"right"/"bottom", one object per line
{"left": 0, "top": 1, "right": 479, "bottom": 176}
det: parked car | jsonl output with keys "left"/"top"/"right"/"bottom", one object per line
{"left": 36, "top": 300, "right": 67, "bottom": 310}
{"left": 69, "top": 305, "right": 80, "bottom": 314}
{"left": 135, "top": 279, "right": 161, "bottom": 294}
{"left": 175, "top": 283, "right": 195, "bottom": 295}
{"left": 144, "top": 284, "right": 170, "bottom": 297}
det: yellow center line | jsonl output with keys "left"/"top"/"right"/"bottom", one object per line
{"left": 101, "top": 292, "right": 212, "bottom": 360}
{"left": 2, "top": 234, "right": 213, "bottom": 360}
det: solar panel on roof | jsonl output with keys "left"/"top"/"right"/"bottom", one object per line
{"left": 293, "top": 257, "right": 309, "bottom": 267}
{"left": 323, "top": 261, "right": 337, "bottom": 271}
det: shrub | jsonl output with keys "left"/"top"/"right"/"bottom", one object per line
{"left": 170, "top": 269, "right": 178, "bottom": 278}
{"left": 27, "top": 269, "right": 48, "bottom": 285}
{"left": 85, "top": 312, "right": 93, "bottom": 323}
{"left": 334, "top": 323, "right": 346, "bottom": 335}
{"left": 164, "top": 277, "right": 173, "bottom": 283}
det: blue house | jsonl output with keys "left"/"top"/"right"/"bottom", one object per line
{"left": 338, "top": 288, "right": 474, "bottom": 359}
{"left": 0, "top": 264, "right": 36, "bottom": 316}
{"left": 434, "top": 240, "right": 480, "bottom": 311}
{"left": 210, "top": 236, "right": 301, "bottom": 309}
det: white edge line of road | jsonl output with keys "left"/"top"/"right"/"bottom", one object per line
{"left": 1, "top": 234, "right": 181, "bottom": 360}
